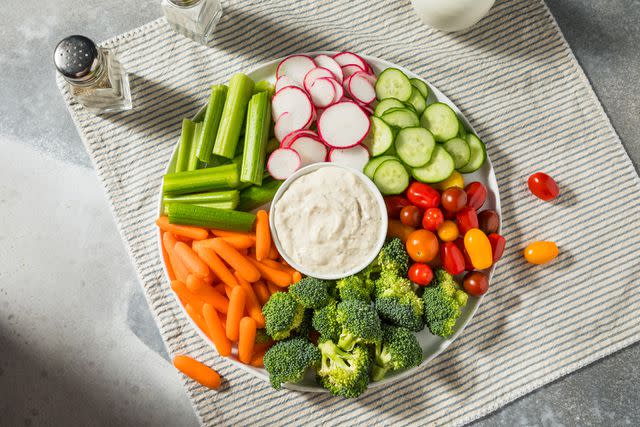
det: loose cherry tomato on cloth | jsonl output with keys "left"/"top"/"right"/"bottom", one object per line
{"left": 400, "top": 205, "right": 422, "bottom": 227}
{"left": 464, "top": 228, "right": 493, "bottom": 270}
{"left": 406, "top": 182, "right": 440, "bottom": 210}
{"left": 422, "top": 208, "right": 444, "bottom": 231}
{"left": 437, "top": 220, "right": 459, "bottom": 242}
{"left": 478, "top": 209, "right": 500, "bottom": 235}
{"left": 433, "top": 171, "right": 464, "bottom": 191}
{"left": 463, "top": 271, "right": 489, "bottom": 296}
{"left": 528, "top": 172, "right": 560, "bottom": 201}
{"left": 488, "top": 233, "right": 506, "bottom": 263}
{"left": 455, "top": 237, "right": 475, "bottom": 271}
{"left": 387, "top": 219, "right": 415, "bottom": 242}
{"left": 384, "top": 196, "right": 412, "bottom": 218}
{"left": 441, "top": 187, "right": 467, "bottom": 213}
{"left": 408, "top": 263, "right": 434, "bottom": 286}
{"left": 465, "top": 182, "right": 487, "bottom": 210}
{"left": 524, "top": 241, "right": 558, "bottom": 264}
{"left": 456, "top": 207, "right": 479, "bottom": 235}
{"left": 440, "top": 242, "right": 465, "bottom": 275}
{"left": 406, "top": 229, "right": 439, "bottom": 262}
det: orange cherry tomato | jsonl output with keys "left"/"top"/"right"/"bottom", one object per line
{"left": 387, "top": 219, "right": 415, "bottom": 242}
{"left": 406, "top": 229, "right": 439, "bottom": 263}
{"left": 463, "top": 228, "right": 493, "bottom": 270}
{"left": 524, "top": 241, "right": 558, "bottom": 264}
{"left": 437, "top": 220, "right": 459, "bottom": 242}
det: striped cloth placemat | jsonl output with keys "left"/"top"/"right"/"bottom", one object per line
{"left": 56, "top": 0, "right": 640, "bottom": 425}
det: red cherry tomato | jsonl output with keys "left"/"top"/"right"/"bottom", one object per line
{"left": 408, "top": 263, "right": 434, "bottom": 286}
{"left": 456, "top": 207, "right": 479, "bottom": 235}
{"left": 406, "top": 182, "right": 440, "bottom": 210}
{"left": 443, "top": 208, "right": 456, "bottom": 220}
{"left": 384, "top": 196, "right": 412, "bottom": 218}
{"left": 440, "top": 242, "right": 465, "bottom": 275}
{"left": 455, "top": 238, "right": 475, "bottom": 271}
{"left": 422, "top": 208, "right": 444, "bottom": 231}
{"left": 400, "top": 205, "right": 421, "bottom": 227}
{"left": 441, "top": 187, "right": 467, "bottom": 213}
{"left": 463, "top": 271, "right": 489, "bottom": 296}
{"left": 478, "top": 210, "right": 500, "bottom": 235}
{"left": 488, "top": 233, "right": 506, "bottom": 263}
{"left": 528, "top": 172, "right": 560, "bottom": 201}
{"left": 465, "top": 182, "right": 487, "bottom": 210}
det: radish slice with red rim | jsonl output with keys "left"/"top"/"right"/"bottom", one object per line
{"left": 267, "top": 148, "right": 301, "bottom": 180}
{"left": 309, "top": 78, "right": 336, "bottom": 108}
{"left": 276, "top": 55, "right": 316, "bottom": 85}
{"left": 313, "top": 54, "right": 343, "bottom": 83}
{"left": 289, "top": 136, "right": 328, "bottom": 166}
{"left": 348, "top": 73, "right": 376, "bottom": 105}
{"left": 275, "top": 76, "right": 300, "bottom": 92}
{"left": 271, "top": 86, "right": 314, "bottom": 136}
{"left": 280, "top": 129, "right": 319, "bottom": 148}
{"left": 358, "top": 103, "right": 374, "bottom": 116}
{"left": 317, "top": 101, "right": 371, "bottom": 148}
{"left": 341, "top": 64, "right": 366, "bottom": 79}
{"left": 322, "top": 78, "right": 344, "bottom": 104}
{"left": 328, "top": 145, "right": 370, "bottom": 171}
{"left": 333, "top": 52, "right": 369, "bottom": 71}
{"left": 351, "top": 70, "right": 376, "bottom": 85}
{"left": 303, "top": 67, "right": 335, "bottom": 92}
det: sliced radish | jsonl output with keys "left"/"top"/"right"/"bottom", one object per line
{"left": 317, "top": 101, "right": 371, "bottom": 148}
{"left": 324, "top": 78, "right": 344, "bottom": 103}
{"left": 348, "top": 73, "right": 376, "bottom": 105}
{"left": 271, "top": 86, "right": 314, "bottom": 136}
{"left": 267, "top": 148, "right": 301, "bottom": 180}
{"left": 313, "top": 54, "right": 343, "bottom": 83}
{"left": 275, "top": 76, "right": 300, "bottom": 92}
{"left": 281, "top": 129, "right": 319, "bottom": 148}
{"left": 309, "top": 78, "right": 336, "bottom": 108}
{"left": 274, "top": 111, "right": 313, "bottom": 142}
{"left": 357, "top": 104, "right": 374, "bottom": 116}
{"left": 342, "top": 64, "right": 366, "bottom": 79}
{"left": 290, "top": 136, "right": 328, "bottom": 166}
{"left": 276, "top": 55, "right": 316, "bottom": 85}
{"left": 329, "top": 145, "right": 370, "bottom": 171}
{"left": 351, "top": 70, "right": 376, "bottom": 85}
{"left": 303, "top": 67, "right": 335, "bottom": 93}
{"left": 333, "top": 52, "right": 369, "bottom": 71}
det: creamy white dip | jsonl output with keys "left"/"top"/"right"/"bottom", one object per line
{"left": 272, "top": 166, "right": 383, "bottom": 276}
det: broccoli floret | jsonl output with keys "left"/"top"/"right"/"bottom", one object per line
{"left": 336, "top": 274, "right": 374, "bottom": 302}
{"left": 263, "top": 337, "right": 321, "bottom": 389}
{"left": 336, "top": 299, "right": 382, "bottom": 351}
{"left": 372, "top": 326, "right": 423, "bottom": 381}
{"left": 376, "top": 238, "right": 409, "bottom": 276}
{"left": 312, "top": 300, "right": 341, "bottom": 341}
{"left": 289, "top": 277, "right": 332, "bottom": 309}
{"left": 262, "top": 292, "right": 305, "bottom": 340}
{"left": 296, "top": 309, "right": 314, "bottom": 339}
{"left": 374, "top": 271, "right": 424, "bottom": 332}
{"left": 317, "top": 339, "right": 371, "bottom": 398}
{"left": 422, "top": 269, "right": 468, "bottom": 338}
{"left": 255, "top": 329, "right": 272, "bottom": 344}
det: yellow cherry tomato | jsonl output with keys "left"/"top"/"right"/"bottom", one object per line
{"left": 433, "top": 171, "right": 464, "bottom": 191}
{"left": 524, "top": 241, "right": 558, "bottom": 264}
{"left": 464, "top": 228, "right": 493, "bottom": 269}
{"left": 437, "top": 220, "right": 459, "bottom": 242}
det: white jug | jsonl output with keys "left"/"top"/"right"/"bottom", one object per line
{"left": 410, "top": 0, "right": 495, "bottom": 32}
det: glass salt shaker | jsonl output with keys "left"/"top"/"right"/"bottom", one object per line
{"left": 162, "top": 0, "right": 223, "bottom": 45}
{"left": 54, "top": 35, "right": 132, "bottom": 114}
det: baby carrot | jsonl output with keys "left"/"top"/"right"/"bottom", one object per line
{"left": 171, "top": 280, "right": 204, "bottom": 311}
{"left": 193, "top": 245, "right": 238, "bottom": 287}
{"left": 234, "top": 272, "right": 265, "bottom": 328}
{"left": 267, "top": 241, "right": 279, "bottom": 260}
{"left": 161, "top": 233, "right": 176, "bottom": 280}
{"left": 210, "top": 238, "right": 261, "bottom": 282}
{"left": 186, "top": 274, "right": 206, "bottom": 293}
{"left": 292, "top": 271, "right": 302, "bottom": 283}
{"left": 163, "top": 232, "right": 190, "bottom": 282}
{"left": 238, "top": 317, "right": 257, "bottom": 364}
{"left": 267, "top": 281, "right": 281, "bottom": 295}
{"left": 226, "top": 286, "right": 246, "bottom": 341}
{"left": 202, "top": 303, "right": 231, "bottom": 357}
{"left": 172, "top": 280, "right": 228, "bottom": 314}
{"left": 173, "top": 355, "right": 221, "bottom": 389}
{"left": 255, "top": 210, "right": 271, "bottom": 261}
{"left": 219, "top": 235, "right": 255, "bottom": 250}
{"left": 211, "top": 229, "right": 255, "bottom": 239}
{"left": 253, "top": 280, "right": 270, "bottom": 305}
{"left": 250, "top": 347, "right": 267, "bottom": 367}
{"left": 247, "top": 257, "right": 291, "bottom": 287}
{"left": 185, "top": 303, "right": 210, "bottom": 338}
{"left": 224, "top": 284, "right": 233, "bottom": 299}
{"left": 175, "top": 242, "right": 210, "bottom": 279}
{"left": 214, "top": 283, "right": 226, "bottom": 295}
{"left": 157, "top": 216, "right": 209, "bottom": 240}
{"left": 194, "top": 284, "right": 229, "bottom": 314}
{"left": 260, "top": 258, "right": 288, "bottom": 271}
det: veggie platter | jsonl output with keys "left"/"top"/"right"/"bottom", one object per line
{"left": 156, "top": 52, "right": 506, "bottom": 397}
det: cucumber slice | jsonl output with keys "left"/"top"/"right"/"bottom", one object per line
{"left": 410, "top": 78, "right": 429, "bottom": 99}
{"left": 375, "top": 68, "right": 412, "bottom": 102}
{"left": 411, "top": 145, "right": 455, "bottom": 183}
{"left": 403, "top": 102, "right": 418, "bottom": 114}
{"left": 458, "top": 133, "right": 486, "bottom": 173}
{"left": 362, "top": 117, "right": 395, "bottom": 157}
{"left": 458, "top": 118, "right": 468, "bottom": 138}
{"left": 442, "top": 137, "right": 471, "bottom": 169}
{"left": 373, "top": 159, "right": 410, "bottom": 195}
{"left": 374, "top": 98, "right": 405, "bottom": 117}
{"left": 406, "top": 87, "right": 427, "bottom": 115}
{"left": 363, "top": 155, "right": 397, "bottom": 179}
{"left": 420, "top": 103, "right": 460, "bottom": 142}
{"left": 381, "top": 108, "right": 420, "bottom": 129}
{"left": 395, "top": 127, "right": 435, "bottom": 168}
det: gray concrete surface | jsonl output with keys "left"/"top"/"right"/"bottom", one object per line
{"left": 0, "top": 0, "right": 638, "bottom": 426}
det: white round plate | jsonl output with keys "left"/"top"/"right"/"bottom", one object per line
{"left": 158, "top": 52, "right": 501, "bottom": 393}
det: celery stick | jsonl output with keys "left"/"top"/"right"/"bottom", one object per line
{"left": 163, "top": 190, "right": 239, "bottom": 206}
{"left": 213, "top": 74, "right": 255, "bottom": 159}
{"left": 241, "top": 91, "right": 271, "bottom": 185}
{"left": 187, "top": 122, "right": 202, "bottom": 171}
{"left": 175, "top": 119, "right": 195, "bottom": 173}
{"left": 163, "top": 163, "right": 240, "bottom": 195}
{"left": 253, "top": 80, "right": 275, "bottom": 97}
{"left": 163, "top": 201, "right": 237, "bottom": 215}
{"left": 197, "top": 85, "right": 228, "bottom": 163}
{"left": 168, "top": 203, "right": 256, "bottom": 231}
{"left": 237, "top": 178, "right": 283, "bottom": 211}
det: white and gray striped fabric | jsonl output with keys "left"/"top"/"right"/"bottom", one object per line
{"left": 57, "top": 0, "right": 640, "bottom": 425}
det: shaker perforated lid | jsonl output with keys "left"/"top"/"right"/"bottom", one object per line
{"left": 54, "top": 35, "right": 100, "bottom": 81}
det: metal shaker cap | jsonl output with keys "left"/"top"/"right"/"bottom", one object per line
{"left": 54, "top": 35, "right": 100, "bottom": 81}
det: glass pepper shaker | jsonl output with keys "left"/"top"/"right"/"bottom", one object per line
{"left": 162, "top": 0, "right": 223, "bottom": 45}
{"left": 54, "top": 35, "right": 132, "bottom": 114}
